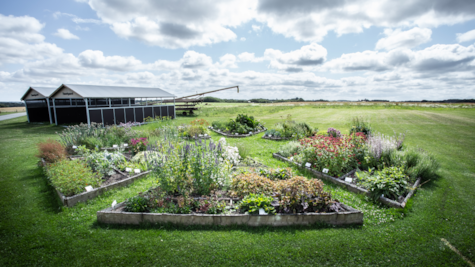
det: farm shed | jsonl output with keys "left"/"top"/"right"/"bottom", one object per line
{"left": 20, "top": 86, "right": 57, "bottom": 123}
{"left": 45, "top": 84, "right": 176, "bottom": 125}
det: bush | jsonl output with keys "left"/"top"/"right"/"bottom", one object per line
{"left": 274, "top": 176, "right": 331, "bottom": 213}
{"left": 130, "top": 137, "right": 148, "bottom": 154}
{"left": 327, "top": 127, "right": 341, "bottom": 138}
{"left": 236, "top": 143, "right": 250, "bottom": 160}
{"left": 258, "top": 168, "right": 293, "bottom": 180}
{"left": 124, "top": 195, "right": 150, "bottom": 212}
{"left": 230, "top": 173, "right": 275, "bottom": 198}
{"left": 82, "top": 136, "right": 104, "bottom": 150}
{"left": 278, "top": 141, "right": 301, "bottom": 157}
{"left": 47, "top": 160, "right": 101, "bottom": 196}
{"left": 83, "top": 150, "right": 127, "bottom": 177}
{"left": 350, "top": 116, "right": 372, "bottom": 136}
{"left": 195, "top": 197, "right": 226, "bottom": 214}
{"left": 357, "top": 166, "right": 408, "bottom": 202}
{"left": 36, "top": 139, "right": 67, "bottom": 163}
{"left": 239, "top": 193, "right": 275, "bottom": 215}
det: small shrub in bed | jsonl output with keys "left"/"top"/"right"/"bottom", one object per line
{"left": 124, "top": 195, "right": 150, "bottom": 212}
{"left": 389, "top": 147, "right": 439, "bottom": 182}
{"left": 265, "top": 115, "right": 316, "bottom": 139}
{"left": 257, "top": 167, "right": 293, "bottom": 180}
{"left": 327, "top": 127, "right": 341, "bottom": 138}
{"left": 47, "top": 160, "right": 101, "bottom": 196}
{"left": 238, "top": 193, "right": 276, "bottom": 215}
{"left": 36, "top": 139, "right": 67, "bottom": 163}
{"left": 230, "top": 173, "right": 275, "bottom": 198}
{"left": 212, "top": 114, "right": 264, "bottom": 134}
{"left": 356, "top": 166, "right": 408, "bottom": 202}
{"left": 130, "top": 137, "right": 148, "bottom": 154}
{"left": 349, "top": 116, "right": 372, "bottom": 136}
{"left": 273, "top": 176, "right": 334, "bottom": 213}
{"left": 278, "top": 141, "right": 301, "bottom": 157}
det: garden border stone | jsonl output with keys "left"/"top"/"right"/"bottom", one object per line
{"left": 262, "top": 135, "right": 293, "bottom": 141}
{"left": 41, "top": 158, "right": 151, "bottom": 207}
{"left": 208, "top": 127, "right": 267, "bottom": 138}
{"left": 97, "top": 202, "right": 363, "bottom": 226}
{"left": 272, "top": 153, "right": 421, "bottom": 208}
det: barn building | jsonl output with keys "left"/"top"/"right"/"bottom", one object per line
{"left": 20, "top": 86, "right": 57, "bottom": 123}
{"left": 22, "top": 84, "right": 176, "bottom": 125}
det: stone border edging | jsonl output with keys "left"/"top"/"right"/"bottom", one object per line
{"left": 272, "top": 153, "right": 420, "bottom": 208}
{"left": 97, "top": 202, "right": 363, "bottom": 226}
{"left": 262, "top": 135, "right": 293, "bottom": 141}
{"left": 208, "top": 127, "right": 267, "bottom": 138}
{"left": 41, "top": 158, "right": 151, "bottom": 207}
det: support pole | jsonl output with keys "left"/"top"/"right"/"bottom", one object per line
{"left": 46, "top": 98, "right": 52, "bottom": 124}
{"left": 173, "top": 97, "right": 176, "bottom": 119}
{"left": 85, "top": 98, "right": 90, "bottom": 125}
{"left": 25, "top": 101, "right": 30, "bottom": 123}
{"left": 53, "top": 99, "right": 58, "bottom": 125}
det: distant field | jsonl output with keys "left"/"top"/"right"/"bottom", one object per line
{"left": 199, "top": 101, "right": 475, "bottom": 109}
{"left": 0, "top": 107, "right": 26, "bottom": 114}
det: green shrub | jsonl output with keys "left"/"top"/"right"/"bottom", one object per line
{"left": 82, "top": 136, "right": 104, "bottom": 150}
{"left": 239, "top": 193, "right": 275, "bottom": 215}
{"left": 357, "top": 167, "right": 408, "bottom": 202}
{"left": 124, "top": 195, "right": 150, "bottom": 212}
{"left": 350, "top": 116, "right": 372, "bottom": 135}
{"left": 258, "top": 168, "right": 293, "bottom": 180}
{"left": 236, "top": 143, "right": 251, "bottom": 160}
{"left": 278, "top": 141, "right": 301, "bottom": 157}
{"left": 389, "top": 147, "right": 439, "bottom": 182}
{"left": 47, "top": 159, "right": 101, "bottom": 197}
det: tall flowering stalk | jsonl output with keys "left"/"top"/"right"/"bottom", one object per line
{"left": 149, "top": 138, "right": 231, "bottom": 196}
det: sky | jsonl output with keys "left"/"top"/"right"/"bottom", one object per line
{"left": 1, "top": 0, "right": 475, "bottom": 101}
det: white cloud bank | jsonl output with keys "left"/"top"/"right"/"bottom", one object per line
{"left": 53, "top": 29, "right": 80, "bottom": 40}
{"left": 457, "top": 29, "right": 475, "bottom": 43}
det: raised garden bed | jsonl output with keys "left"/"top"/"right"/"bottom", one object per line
{"left": 209, "top": 127, "right": 267, "bottom": 138}
{"left": 42, "top": 158, "right": 151, "bottom": 207}
{"left": 272, "top": 153, "right": 420, "bottom": 208}
{"left": 97, "top": 201, "right": 363, "bottom": 226}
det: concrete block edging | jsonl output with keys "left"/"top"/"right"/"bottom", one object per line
{"left": 97, "top": 202, "right": 363, "bottom": 226}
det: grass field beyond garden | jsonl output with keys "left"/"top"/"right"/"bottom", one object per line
{"left": 1, "top": 104, "right": 474, "bottom": 266}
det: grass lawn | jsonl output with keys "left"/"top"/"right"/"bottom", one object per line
{"left": 1, "top": 105, "right": 475, "bottom": 266}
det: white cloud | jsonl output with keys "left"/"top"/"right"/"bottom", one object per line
{"left": 84, "top": 0, "right": 256, "bottom": 48}
{"left": 375, "top": 27, "right": 432, "bottom": 51}
{"left": 78, "top": 50, "right": 141, "bottom": 71}
{"left": 256, "top": 0, "right": 475, "bottom": 43}
{"left": 264, "top": 43, "right": 327, "bottom": 72}
{"left": 457, "top": 29, "right": 475, "bottom": 43}
{"left": 240, "top": 37, "right": 246, "bottom": 41}
{"left": 216, "top": 54, "right": 238, "bottom": 68}
{"left": 252, "top": 25, "right": 262, "bottom": 32}
{"left": 180, "top": 51, "right": 213, "bottom": 68}
{"left": 0, "top": 14, "right": 63, "bottom": 65}
{"left": 238, "top": 52, "right": 265, "bottom": 63}
{"left": 53, "top": 12, "right": 102, "bottom": 24}
{"left": 53, "top": 29, "right": 80, "bottom": 40}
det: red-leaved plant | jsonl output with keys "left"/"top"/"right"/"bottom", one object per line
{"left": 130, "top": 137, "right": 148, "bottom": 154}
{"left": 298, "top": 133, "right": 366, "bottom": 177}
{"left": 36, "top": 139, "right": 67, "bottom": 164}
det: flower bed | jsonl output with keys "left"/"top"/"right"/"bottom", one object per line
{"left": 263, "top": 115, "right": 317, "bottom": 140}
{"left": 209, "top": 127, "right": 267, "bottom": 138}
{"left": 272, "top": 153, "right": 420, "bottom": 208}
{"left": 41, "top": 158, "right": 151, "bottom": 207}
{"left": 211, "top": 114, "right": 266, "bottom": 137}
